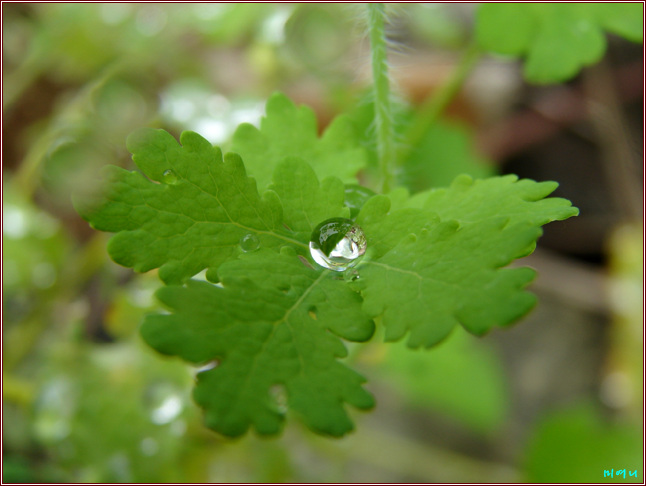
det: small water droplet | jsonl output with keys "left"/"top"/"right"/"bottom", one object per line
{"left": 309, "top": 217, "right": 367, "bottom": 271}
{"left": 239, "top": 233, "right": 260, "bottom": 252}
{"left": 162, "top": 169, "right": 178, "bottom": 184}
{"left": 345, "top": 269, "right": 361, "bottom": 282}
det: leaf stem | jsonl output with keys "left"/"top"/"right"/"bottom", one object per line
{"left": 367, "top": 3, "right": 396, "bottom": 194}
{"left": 402, "top": 43, "right": 481, "bottom": 160}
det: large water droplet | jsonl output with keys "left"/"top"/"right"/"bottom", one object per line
{"left": 162, "top": 169, "right": 178, "bottom": 184}
{"left": 309, "top": 218, "right": 367, "bottom": 271}
{"left": 240, "top": 233, "right": 260, "bottom": 252}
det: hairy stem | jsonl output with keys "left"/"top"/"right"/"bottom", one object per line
{"left": 367, "top": 3, "right": 396, "bottom": 194}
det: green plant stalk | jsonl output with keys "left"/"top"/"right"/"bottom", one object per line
{"left": 403, "top": 43, "right": 481, "bottom": 159}
{"left": 367, "top": 3, "right": 396, "bottom": 194}
{"left": 300, "top": 419, "right": 519, "bottom": 482}
{"left": 14, "top": 64, "right": 123, "bottom": 199}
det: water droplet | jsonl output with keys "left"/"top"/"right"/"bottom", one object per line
{"left": 309, "top": 218, "right": 367, "bottom": 271}
{"left": 240, "top": 233, "right": 260, "bottom": 252}
{"left": 344, "top": 184, "right": 376, "bottom": 218}
{"left": 162, "top": 169, "right": 178, "bottom": 184}
{"left": 345, "top": 269, "right": 361, "bottom": 282}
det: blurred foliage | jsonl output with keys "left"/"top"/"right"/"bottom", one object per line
{"left": 370, "top": 327, "right": 509, "bottom": 434}
{"left": 605, "top": 223, "right": 644, "bottom": 421}
{"left": 476, "top": 3, "right": 643, "bottom": 83}
{"left": 524, "top": 404, "right": 643, "bottom": 483}
{"left": 2, "top": 2, "right": 643, "bottom": 483}
{"left": 399, "top": 119, "right": 494, "bottom": 191}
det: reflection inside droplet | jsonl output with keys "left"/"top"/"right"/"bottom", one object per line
{"left": 309, "top": 218, "right": 367, "bottom": 271}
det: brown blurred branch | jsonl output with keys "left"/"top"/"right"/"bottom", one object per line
{"left": 582, "top": 60, "right": 643, "bottom": 221}
{"left": 477, "top": 61, "right": 644, "bottom": 166}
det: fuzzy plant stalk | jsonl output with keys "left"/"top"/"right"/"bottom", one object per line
{"left": 367, "top": 3, "right": 396, "bottom": 193}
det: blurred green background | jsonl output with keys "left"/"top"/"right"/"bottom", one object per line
{"left": 3, "top": 3, "right": 643, "bottom": 483}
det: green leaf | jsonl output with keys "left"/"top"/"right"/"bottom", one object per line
{"left": 75, "top": 131, "right": 374, "bottom": 437}
{"left": 399, "top": 120, "right": 495, "bottom": 192}
{"left": 73, "top": 129, "right": 354, "bottom": 284}
{"left": 476, "top": 3, "right": 644, "bottom": 83}
{"left": 475, "top": 3, "right": 537, "bottom": 56}
{"left": 355, "top": 175, "right": 578, "bottom": 347}
{"left": 141, "top": 248, "right": 375, "bottom": 437}
{"left": 595, "top": 3, "right": 644, "bottom": 43}
{"left": 267, "top": 156, "right": 349, "bottom": 242}
{"left": 414, "top": 174, "right": 578, "bottom": 228}
{"left": 378, "top": 327, "right": 509, "bottom": 434}
{"left": 344, "top": 184, "right": 376, "bottom": 219}
{"left": 231, "top": 92, "right": 367, "bottom": 192}
{"left": 73, "top": 128, "right": 286, "bottom": 284}
{"left": 75, "top": 119, "right": 579, "bottom": 437}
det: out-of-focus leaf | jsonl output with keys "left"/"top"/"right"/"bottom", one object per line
{"left": 399, "top": 120, "right": 494, "bottom": 192}
{"left": 525, "top": 404, "right": 643, "bottom": 482}
{"left": 476, "top": 3, "right": 644, "bottom": 83}
{"left": 377, "top": 327, "right": 509, "bottom": 433}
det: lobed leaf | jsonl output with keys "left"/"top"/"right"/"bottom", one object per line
{"left": 355, "top": 175, "right": 578, "bottom": 347}
{"left": 267, "top": 156, "right": 349, "bottom": 242}
{"left": 141, "top": 248, "right": 375, "bottom": 437}
{"left": 74, "top": 129, "right": 286, "bottom": 283}
{"left": 476, "top": 3, "right": 644, "bottom": 83}
{"left": 74, "top": 129, "right": 354, "bottom": 284}
{"left": 76, "top": 115, "right": 579, "bottom": 438}
{"left": 412, "top": 174, "right": 579, "bottom": 226}
{"left": 231, "top": 92, "right": 367, "bottom": 192}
